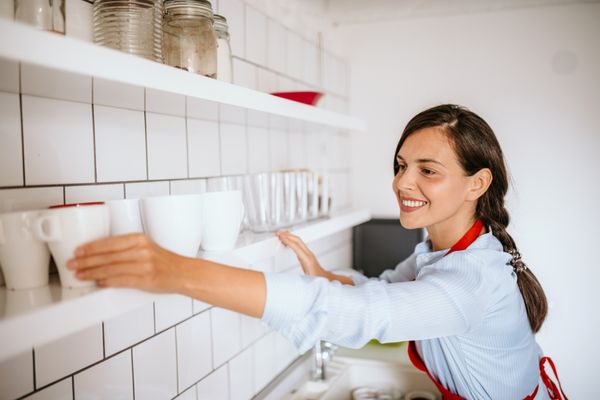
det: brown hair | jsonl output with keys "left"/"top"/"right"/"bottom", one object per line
{"left": 394, "top": 104, "right": 547, "bottom": 333}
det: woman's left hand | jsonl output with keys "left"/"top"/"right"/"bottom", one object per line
{"left": 67, "top": 233, "right": 185, "bottom": 293}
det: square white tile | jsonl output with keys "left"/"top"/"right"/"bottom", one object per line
{"left": 269, "top": 129, "right": 289, "bottom": 171}
{"left": 0, "top": 350, "right": 34, "bottom": 399}
{"left": 196, "top": 364, "right": 229, "bottom": 400}
{"left": 286, "top": 31, "right": 304, "bottom": 81}
{"left": 187, "top": 119, "right": 221, "bottom": 178}
{"left": 0, "top": 187, "right": 63, "bottom": 212}
{"left": 132, "top": 329, "right": 177, "bottom": 400}
{"left": 154, "top": 294, "right": 193, "bottom": 332}
{"left": 176, "top": 312, "right": 213, "bottom": 390}
{"left": 267, "top": 20, "right": 286, "bottom": 73}
{"left": 22, "top": 96, "right": 95, "bottom": 185}
{"left": 240, "top": 314, "right": 268, "bottom": 349}
{"left": 146, "top": 113, "right": 188, "bottom": 180}
{"left": 35, "top": 324, "right": 103, "bottom": 388}
{"left": 219, "top": 123, "right": 248, "bottom": 176}
{"left": 170, "top": 179, "right": 207, "bottom": 195}
{"left": 74, "top": 350, "right": 133, "bottom": 400}
{"left": 94, "top": 105, "right": 147, "bottom": 182}
{"left": 65, "top": 0, "right": 92, "bottom": 42}
{"left": 252, "top": 332, "right": 277, "bottom": 394}
{"left": 210, "top": 307, "right": 242, "bottom": 368}
{"left": 0, "top": 92, "right": 23, "bottom": 187}
{"left": 146, "top": 88, "right": 185, "bottom": 117}
{"left": 303, "top": 40, "right": 320, "bottom": 87}
{"left": 273, "top": 331, "right": 299, "bottom": 375}
{"left": 217, "top": 0, "right": 245, "bottom": 57}
{"left": 247, "top": 126, "right": 269, "bottom": 173}
{"left": 22, "top": 378, "right": 72, "bottom": 400}
{"left": 93, "top": 78, "right": 144, "bottom": 111}
{"left": 187, "top": 97, "right": 218, "bottom": 121}
{"left": 125, "top": 181, "right": 170, "bottom": 199}
{"left": 233, "top": 59, "right": 257, "bottom": 90}
{"left": 104, "top": 303, "right": 155, "bottom": 356}
{"left": 65, "top": 184, "right": 124, "bottom": 204}
{"left": 219, "top": 104, "right": 246, "bottom": 125}
{"left": 0, "top": 59, "right": 19, "bottom": 93}
{"left": 288, "top": 130, "right": 307, "bottom": 169}
{"left": 228, "top": 346, "right": 253, "bottom": 400}
{"left": 21, "top": 64, "right": 91, "bottom": 103}
{"left": 245, "top": 6, "right": 267, "bottom": 66}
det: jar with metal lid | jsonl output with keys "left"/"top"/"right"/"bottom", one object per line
{"left": 15, "top": 0, "right": 65, "bottom": 34}
{"left": 213, "top": 14, "right": 232, "bottom": 83}
{"left": 162, "top": 0, "right": 217, "bottom": 77}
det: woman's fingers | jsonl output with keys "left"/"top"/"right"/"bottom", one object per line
{"left": 75, "top": 262, "right": 153, "bottom": 281}
{"left": 68, "top": 247, "right": 151, "bottom": 271}
{"left": 75, "top": 233, "right": 148, "bottom": 257}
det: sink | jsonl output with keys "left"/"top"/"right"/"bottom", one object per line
{"left": 255, "top": 343, "right": 441, "bottom": 400}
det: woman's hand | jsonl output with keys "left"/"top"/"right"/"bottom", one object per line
{"left": 276, "top": 231, "right": 326, "bottom": 277}
{"left": 67, "top": 233, "right": 185, "bottom": 293}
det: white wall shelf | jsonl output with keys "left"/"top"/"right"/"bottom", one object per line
{"left": 0, "top": 208, "right": 371, "bottom": 361}
{"left": 0, "top": 19, "right": 366, "bottom": 131}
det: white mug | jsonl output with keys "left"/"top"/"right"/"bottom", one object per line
{"left": 140, "top": 194, "right": 203, "bottom": 257}
{"left": 200, "top": 190, "right": 244, "bottom": 252}
{"left": 106, "top": 199, "right": 143, "bottom": 236}
{"left": 404, "top": 390, "right": 437, "bottom": 400}
{"left": 33, "top": 203, "right": 110, "bottom": 288}
{"left": 0, "top": 210, "right": 50, "bottom": 290}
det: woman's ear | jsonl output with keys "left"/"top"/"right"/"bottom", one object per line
{"left": 467, "top": 168, "right": 493, "bottom": 201}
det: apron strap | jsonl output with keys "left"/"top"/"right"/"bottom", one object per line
{"left": 539, "top": 357, "right": 568, "bottom": 400}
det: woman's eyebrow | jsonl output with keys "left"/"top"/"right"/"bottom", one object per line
{"left": 396, "top": 155, "right": 445, "bottom": 167}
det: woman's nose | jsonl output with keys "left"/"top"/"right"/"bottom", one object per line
{"left": 394, "top": 170, "right": 415, "bottom": 191}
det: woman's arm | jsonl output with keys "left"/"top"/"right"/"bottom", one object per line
{"left": 68, "top": 233, "right": 266, "bottom": 318}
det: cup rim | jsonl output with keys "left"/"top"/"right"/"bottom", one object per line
{"left": 49, "top": 202, "right": 105, "bottom": 209}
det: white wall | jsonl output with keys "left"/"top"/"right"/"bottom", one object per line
{"left": 328, "top": 3, "right": 600, "bottom": 397}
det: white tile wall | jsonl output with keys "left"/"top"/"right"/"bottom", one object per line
{"left": 176, "top": 312, "right": 213, "bottom": 390}
{"left": 257, "top": 68, "right": 279, "bottom": 94}
{"left": 74, "top": 351, "right": 133, "bottom": 400}
{"left": 132, "top": 329, "right": 177, "bottom": 400}
{"left": 21, "top": 64, "right": 91, "bottom": 104}
{"left": 233, "top": 59, "right": 257, "bottom": 90}
{"left": 146, "top": 89, "right": 186, "bottom": 117}
{"left": 247, "top": 109, "right": 270, "bottom": 128}
{"left": 210, "top": 308, "right": 242, "bottom": 368}
{"left": 0, "top": 350, "right": 33, "bottom": 400}
{"left": 35, "top": 324, "right": 103, "bottom": 388}
{"left": 23, "top": 378, "right": 72, "bottom": 400}
{"left": 219, "top": 123, "right": 248, "bottom": 176}
{"left": 245, "top": 6, "right": 267, "bottom": 66}
{"left": 94, "top": 106, "right": 147, "bottom": 182}
{"left": 104, "top": 303, "right": 155, "bottom": 356}
{"left": 240, "top": 314, "right": 268, "bottom": 348}
{"left": 269, "top": 129, "right": 289, "bottom": 171}
{"left": 146, "top": 113, "right": 188, "bottom": 180}
{"left": 253, "top": 332, "right": 277, "bottom": 393}
{"left": 196, "top": 364, "right": 229, "bottom": 400}
{"left": 154, "top": 294, "right": 193, "bottom": 332}
{"left": 187, "top": 119, "right": 221, "bottom": 178}
{"left": 0, "top": 187, "right": 63, "bottom": 212}
{"left": 0, "top": 59, "right": 19, "bottom": 93}
{"left": 93, "top": 78, "right": 144, "bottom": 111}
{"left": 288, "top": 130, "right": 308, "bottom": 169}
{"left": 218, "top": 0, "right": 245, "bottom": 57}
{"left": 193, "top": 299, "right": 211, "bottom": 314}
{"left": 170, "top": 179, "right": 207, "bottom": 196}
{"left": 273, "top": 331, "right": 299, "bottom": 374}
{"left": 175, "top": 386, "right": 197, "bottom": 400}
{"left": 22, "top": 96, "right": 95, "bottom": 185}
{"left": 219, "top": 104, "right": 246, "bottom": 125}
{"left": 64, "top": 184, "right": 124, "bottom": 204}
{"left": 286, "top": 31, "right": 304, "bottom": 81}
{"left": 187, "top": 97, "right": 219, "bottom": 121}
{"left": 125, "top": 181, "right": 170, "bottom": 199}
{"left": 267, "top": 20, "right": 286, "bottom": 73}
{"left": 0, "top": 92, "right": 23, "bottom": 187}
{"left": 247, "top": 126, "right": 270, "bottom": 173}
{"left": 228, "top": 346, "right": 254, "bottom": 400}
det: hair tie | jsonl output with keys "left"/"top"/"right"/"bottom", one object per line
{"left": 508, "top": 249, "right": 528, "bottom": 273}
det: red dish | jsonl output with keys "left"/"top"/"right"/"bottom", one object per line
{"left": 49, "top": 202, "right": 105, "bottom": 209}
{"left": 271, "top": 91, "right": 323, "bottom": 106}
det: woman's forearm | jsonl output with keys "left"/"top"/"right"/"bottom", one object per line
{"left": 323, "top": 270, "right": 355, "bottom": 286}
{"left": 177, "top": 258, "right": 267, "bottom": 318}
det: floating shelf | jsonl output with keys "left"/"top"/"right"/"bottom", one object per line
{"left": 0, "top": 19, "right": 367, "bottom": 131}
{"left": 0, "top": 208, "right": 371, "bottom": 361}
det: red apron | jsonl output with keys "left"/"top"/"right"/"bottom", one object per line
{"left": 406, "top": 220, "right": 568, "bottom": 400}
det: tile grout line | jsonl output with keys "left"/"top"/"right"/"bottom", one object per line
{"left": 18, "top": 62, "right": 26, "bottom": 187}
{"left": 174, "top": 326, "right": 180, "bottom": 395}
{"left": 32, "top": 348, "right": 36, "bottom": 391}
{"left": 144, "top": 89, "right": 149, "bottom": 181}
{"left": 101, "top": 321, "right": 106, "bottom": 359}
{"left": 131, "top": 348, "right": 136, "bottom": 400}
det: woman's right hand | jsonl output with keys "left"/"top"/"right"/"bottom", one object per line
{"left": 276, "top": 231, "right": 325, "bottom": 277}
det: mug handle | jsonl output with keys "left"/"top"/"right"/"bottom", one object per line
{"left": 32, "top": 215, "right": 61, "bottom": 242}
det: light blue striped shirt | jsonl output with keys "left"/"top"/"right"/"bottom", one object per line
{"left": 262, "top": 231, "right": 549, "bottom": 399}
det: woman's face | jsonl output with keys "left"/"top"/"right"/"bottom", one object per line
{"left": 393, "top": 127, "right": 474, "bottom": 230}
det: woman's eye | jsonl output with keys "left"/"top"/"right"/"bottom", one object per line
{"left": 422, "top": 168, "right": 435, "bottom": 175}
{"left": 397, "top": 164, "right": 406, "bottom": 171}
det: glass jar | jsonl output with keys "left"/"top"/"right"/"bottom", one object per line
{"left": 162, "top": 0, "right": 217, "bottom": 77}
{"left": 15, "top": 0, "right": 65, "bottom": 34}
{"left": 93, "top": 0, "right": 163, "bottom": 62}
{"left": 213, "top": 14, "right": 232, "bottom": 83}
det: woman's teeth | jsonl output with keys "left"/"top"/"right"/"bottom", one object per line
{"left": 402, "top": 200, "right": 427, "bottom": 207}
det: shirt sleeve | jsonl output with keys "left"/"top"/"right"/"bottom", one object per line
{"left": 261, "top": 252, "right": 491, "bottom": 354}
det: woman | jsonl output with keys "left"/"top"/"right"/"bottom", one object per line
{"left": 68, "top": 104, "right": 563, "bottom": 399}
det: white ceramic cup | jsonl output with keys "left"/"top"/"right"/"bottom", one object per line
{"left": 33, "top": 203, "right": 110, "bottom": 288}
{"left": 200, "top": 190, "right": 244, "bottom": 252}
{"left": 404, "top": 390, "right": 437, "bottom": 400}
{"left": 140, "top": 194, "right": 203, "bottom": 257}
{"left": 0, "top": 210, "right": 50, "bottom": 290}
{"left": 106, "top": 199, "right": 143, "bottom": 235}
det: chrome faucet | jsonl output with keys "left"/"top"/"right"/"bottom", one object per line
{"left": 311, "top": 340, "right": 337, "bottom": 381}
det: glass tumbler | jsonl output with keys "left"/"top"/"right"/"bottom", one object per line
{"left": 15, "top": 0, "right": 65, "bottom": 34}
